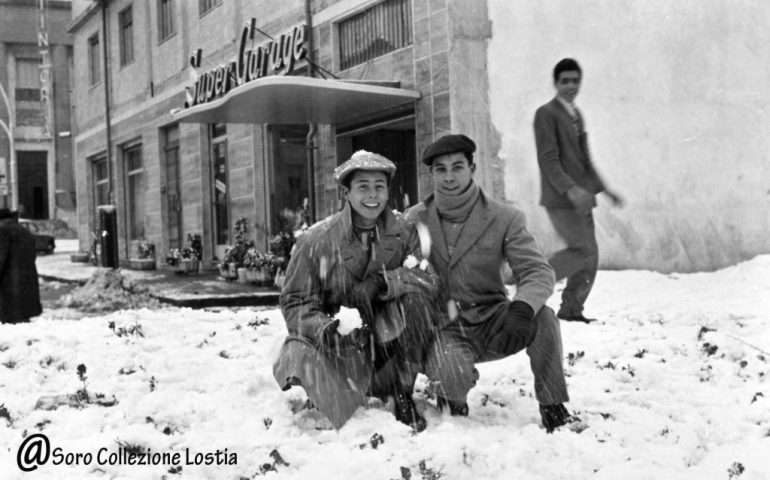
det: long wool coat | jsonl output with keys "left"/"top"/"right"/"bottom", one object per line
{"left": 405, "top": 191, "right": 554, "bottom": 326}
{"left": 273, "top": 203, "right": 437, "bottom": 428}
{"left": 0, "top": 220, "right": 42, "bottom": 323}
{"left": 534, "top": 97, "right": 606, "bottom": 209}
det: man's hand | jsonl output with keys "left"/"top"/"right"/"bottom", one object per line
{"left": 603, "top": 189, "right": 624, "bottom": 208}
{"left": 317, "top": 318, "right": 342, "bottom": 349}
{"left": 350, "top": 273, "right": 386, "bottom": 326}
{"left": 567, "top": 185, "right": 594, "bottom": 214}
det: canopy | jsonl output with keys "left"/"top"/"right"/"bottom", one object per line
{"left": 172, "top": 76, "right": 421, "bottom": 124}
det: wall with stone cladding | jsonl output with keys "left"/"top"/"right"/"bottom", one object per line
{"left": 488, "top": 0, "right": 770, "bottom": 272}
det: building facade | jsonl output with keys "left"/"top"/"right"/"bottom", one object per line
{"left": 0, "top": 0, "right": 75, "bottom": 223}
{"left": 69, "top": 0, "right": 770, "bottom": 272}
{"left": 69, "top": 0, "right": 494, "bottom": 267}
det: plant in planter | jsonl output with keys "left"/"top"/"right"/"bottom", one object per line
{"left": 218, "top": 217, "right": 255, "bottom": 281}
{"left": 129, "top": 239, "right": 156, "bottom": 270}
{"left": 242, "top": 247, "right": 265, "bottom": 283}
{"left": 166, "top": 244, "right": 199, "bottom": 274}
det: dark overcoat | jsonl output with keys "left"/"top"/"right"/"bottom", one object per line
{"left": 0, "top": 219, "right": 42, "bottom": 323}
{"left": 534, "top": 97, "right": 606, "bottom": 209}
{"left": 273, "top": 203, "right": 437, "bottom": 428}
{"left": 405, "top": 191, "right": 554, "bottom": 326}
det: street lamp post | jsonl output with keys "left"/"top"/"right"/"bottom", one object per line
{"left": 0, "top": 80, "right": 17, "bottom": 210}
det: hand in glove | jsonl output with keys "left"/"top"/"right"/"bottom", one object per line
{"left": 350, "top": 273, "right": 387, "bottom": 327}
{"left": 316, "top": 318, "right": 342, "bottom": 350}
{"left": 317, "top": 318, "right": 364, "bottom": 352}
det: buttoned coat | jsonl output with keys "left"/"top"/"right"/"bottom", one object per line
{"left": 273, "top": 202, "right": 437, "bottom": 428}
{"left": 0, "top": 219, "right": 42, "bottom": 323}
{"left": 404, "top": 191, "right": 554, "bottom": 326}
{"left": 534, "top": 97, "right": 606, "bottom": 209}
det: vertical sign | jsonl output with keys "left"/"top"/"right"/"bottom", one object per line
{"left": 37, "top": 0, "right": 52, "bottom": 137}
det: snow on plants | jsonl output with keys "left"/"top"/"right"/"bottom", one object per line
{"left": 0, "top": 257, "right": 769, "bottom": 479}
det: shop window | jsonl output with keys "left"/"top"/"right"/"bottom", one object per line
{"left": 93, "top": 157, "right": 109, "bottom": 208}
{"left": 119, "top": 6, "right": 134, "bottom": 66}
{"left": 338, "top": 0, "right": 412, "bottom": 70}
{"left": 15, "top": 58, "right": 41, "bottom": 102}
{"left": 210, "top": 124, "right": 229, "bottom": 246}
{"left": 88, "top": 33, "right": 101, "bottom": 85}
{"left": 270, "top": 125, "right": 309, "bottom": 232}
{"left": 199, "top": 0, "right": 222, "bottom": 17}
{"left": 124, "top": 144, "right": 145, "bottom": 240}
{"left": 158, "top": 0, "right": 175, "bottom": 42}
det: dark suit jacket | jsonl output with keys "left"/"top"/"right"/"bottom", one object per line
{"left": 534, "top": 97, "right": 606, "bottom": 209}
{"left": 405, "top": 191, "right": 554, "bottom": 326}
{"left": 0, "top": 219, "right": 42, "bottom": 322}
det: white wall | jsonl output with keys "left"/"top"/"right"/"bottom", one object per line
{"left": 488, "top": 0, "right": 770, "bottom": 272}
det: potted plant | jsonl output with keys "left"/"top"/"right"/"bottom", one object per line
{"left": 218, "top": 217, "right": 255, "bottom": 281}
{"left": 129, "top": 239, "right": 156, "bottom": 270}
{"left": 176, "top": 246, "right": 200, "bottom": 274}
{"left": 242, "top": 248, "right": 264, "bottom": 283}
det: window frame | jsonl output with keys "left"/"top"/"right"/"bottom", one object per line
{"left": 198, "top": 0, "right": 222, "bottom": 18}
{"left": 119, "top": 5, "right": 134, "bottom": 66}
{"left": 158, "top": 0, "right": 176, "bottom": 43}
{"left": 88, "top": 33, "right": 101, "bottom": 86}
{"left": 123, "top": 143, "right": 145, "bottom": 241}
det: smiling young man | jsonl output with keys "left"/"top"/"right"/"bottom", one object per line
{"left": 534, "top": 58, "right": 624, "bottom": 323}
{"left": 405, "top": 134, "right": 579, "bottom": 432}
{"left": 274, "top": 150, "right": 439, "bottom": 431}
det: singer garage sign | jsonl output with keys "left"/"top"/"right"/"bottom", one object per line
{"left": 186, "top": 22, "right": 307, "bottom": 108}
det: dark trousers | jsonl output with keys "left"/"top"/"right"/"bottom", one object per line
{"left": 424, "top": 305, "right": 569, "bottom": 406}
{"left": 368, "top": 293, "right": 436, "bottom": 398}
{"left": 546, "top": 208, "right": 599, "bottom": 316}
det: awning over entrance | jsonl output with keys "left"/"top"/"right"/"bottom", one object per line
{"left": 172, "top": 76, "right": 421, "bottom": 125}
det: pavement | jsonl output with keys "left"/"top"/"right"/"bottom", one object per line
{"left": 35, "top": 240, "right": 280, "bottom": 309}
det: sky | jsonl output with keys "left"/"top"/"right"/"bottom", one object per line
{"left": 0, "top": 249, "right": 769, "bottom": 479}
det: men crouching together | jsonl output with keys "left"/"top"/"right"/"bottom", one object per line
{"left": 273, "top": 136, "right": 579, "bottom": 433}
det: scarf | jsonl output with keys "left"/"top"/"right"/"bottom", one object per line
{"left": 434, "top": 181, "right": 480, "bottom": 223}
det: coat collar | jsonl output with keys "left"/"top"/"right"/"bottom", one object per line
{"left": 333, "top": 202, "right": 402, "bottom": 278}
{"left": 422, "top": 190, "right": 495, "bottom": 267}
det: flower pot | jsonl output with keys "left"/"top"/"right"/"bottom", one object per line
{"left": 259, "top": 267, "right": 276, "bottom": 287}
{"left": 245, "top": 268, "right": 260, "bottom": 283}
{"left": 176, "top": 258, "right": 199, "bottom": 274}
{"left": 129, "top": 258, "right": 156, "bottom": 270}
{"left": 237, "top": 267, "right": 249, "bottom": 284}
{"left": 218, "top": 263, "right": 238, "bottom": 280}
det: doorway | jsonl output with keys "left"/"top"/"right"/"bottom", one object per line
{"left": 163, "top": 125, "right": 182, "bottom": 249}
{"left": 16, "top": 151, "right": 49, "bottom": 219}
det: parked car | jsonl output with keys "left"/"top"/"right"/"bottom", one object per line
{"left": 18, "top": 219, "right": 56, "bottom": 254}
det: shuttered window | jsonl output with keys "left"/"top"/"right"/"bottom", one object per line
{"left": 338, "top": 0, "right": 412, "bottom": 71}
{"left": 119, "top": 6, "right": 134, "bottom": 65}
{"left": 15, "top": 58, "right": 41, "bottom": 101}
{"left": 158, "top": 0, "right": 175, "bottom": 42}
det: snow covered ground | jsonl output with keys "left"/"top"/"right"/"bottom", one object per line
{"left": 1, "top": 256, "right": 769, "bottom": 480}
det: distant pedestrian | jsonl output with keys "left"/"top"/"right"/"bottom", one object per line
{"left": 534, "top": 58, "right": 624, "bottom": 323}
{"left": 0, "top": 208, "right": 42, "bottom": 323}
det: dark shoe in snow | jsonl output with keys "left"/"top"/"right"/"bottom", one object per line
{"left": 393, "top": 389, "right": 427, "bottom": 432}
{"left": 539, "top": 403, "right": 582, "bottom": 433}
{"left": 556, "top": 312, "right": 597, "bottom": 324}
{"left": 436, "top": 396, "right": 469, "bottom": 417}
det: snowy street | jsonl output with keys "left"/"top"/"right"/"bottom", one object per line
{"left": 1, "top": 256, "right": 769, "bottom": 479}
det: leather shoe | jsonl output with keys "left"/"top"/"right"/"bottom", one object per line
{"left": 437, "top": 396, "right": 469, "bottom": 417}
{"left": 539, "top": 403, "right": 581, "bottom": 433}
{"left": 557, "top": 312, "right": 597, "bottom": 323}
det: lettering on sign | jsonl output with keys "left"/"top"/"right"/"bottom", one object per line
{"left": 37, "top": 0, "right": 53, "bottom": 137}
{"left": 185, "top": 21, "right": 307, "bottom": 108}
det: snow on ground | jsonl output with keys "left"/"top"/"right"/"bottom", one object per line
{"left": 1, "top": 257, "right": 770, "bottom": 480}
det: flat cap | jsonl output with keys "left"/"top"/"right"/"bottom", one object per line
{"left": 334, "top": 150, "right": 396, "bottom": 185}
{"left": 421, "top": 134, "right": 476, "bottom": 165}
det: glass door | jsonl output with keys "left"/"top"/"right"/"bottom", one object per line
{"left": 211, "top": 124, "right": 229, "bottom": 251}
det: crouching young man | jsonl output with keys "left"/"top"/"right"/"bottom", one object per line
{"left": 405, "top": 134, "right": 579, "bottom": 432}
{"left": 273, "top": 151, "right": 439, "bottom": 431}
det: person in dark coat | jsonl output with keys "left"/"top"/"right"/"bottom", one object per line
{"left": 405, "top": 134, "right": 579, "bottom": 432}
{"left": 0, "top": 208, "right": 42, "bottom": 323}
{"left": 534, "top": 58, "right": 624, "bottom": 323}
{"left": 273, "top": 151, "right": 439, "bottom": 431}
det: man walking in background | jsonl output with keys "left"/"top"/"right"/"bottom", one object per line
{"left": 534, "top": 58, "right": 624, "bottom": 324}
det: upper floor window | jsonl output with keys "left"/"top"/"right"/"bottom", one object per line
{"left": 15, "top": 58, "right": 41, "bottom": 101}
{"left": 199, "top": 0, "right": 222, "bottom": 17}
{"left": 338, "top": 0, "right": 412, "bottom": 71}
{"left": 158, "top": 0, "right": 175, "bottom": 42}
{"left": 88, "top": 33, "right": 101, "bottom": 85}
{"left": 119, "top": 6, "right": 134, "bottom": 65}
